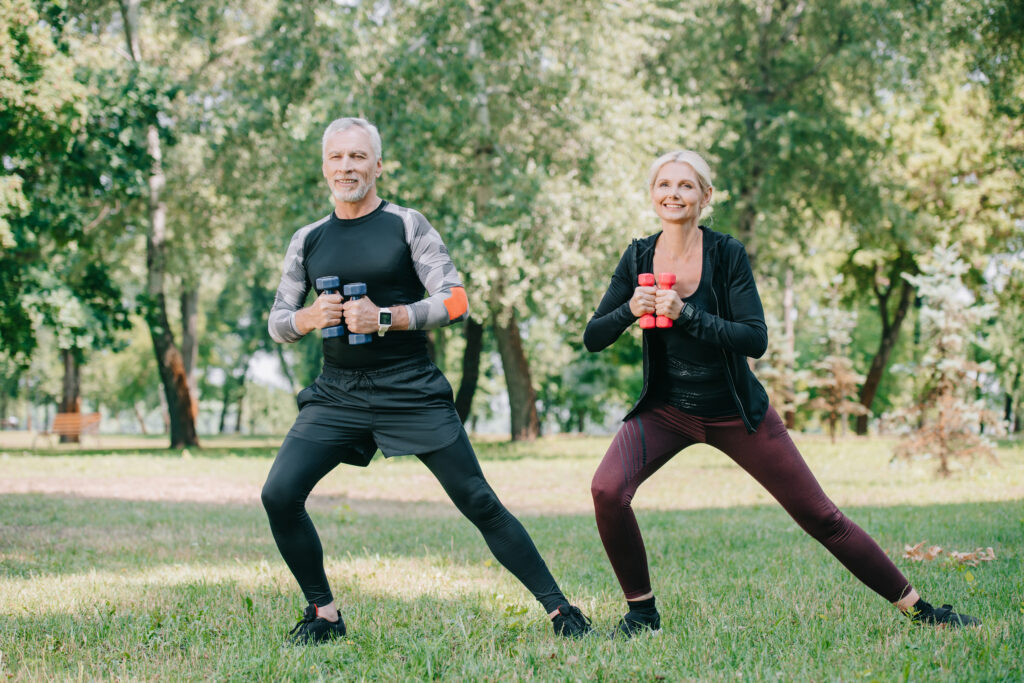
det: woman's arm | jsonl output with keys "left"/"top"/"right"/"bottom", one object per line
{"left": 584, "top": 246, "right": 639, "bottom": 352}
{"left": 676, "top": 240, "right": 768, "bottom": 358}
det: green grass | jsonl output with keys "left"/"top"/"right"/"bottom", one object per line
{"left": 1, "top": 436, "right": 1022, "bottom": 681}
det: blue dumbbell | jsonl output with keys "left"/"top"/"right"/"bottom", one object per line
{"left": 342, "top": 283, "right": 373, "bottom": 345}
{"left": 314, "top": 276, "right": 347, "bottom": 339}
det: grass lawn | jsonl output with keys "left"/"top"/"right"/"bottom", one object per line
{"left": 1, "top": 434, "right": 1022, "bottom": 681}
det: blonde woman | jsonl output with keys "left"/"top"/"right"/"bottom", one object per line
{"left": 584, "top": 150, "right": 979, "bottom": 637}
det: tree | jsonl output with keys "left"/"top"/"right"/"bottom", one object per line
{"left": 1, "top": 0, "right": 87, "bottom": 361}
{"left": 58, "top": 0, "right": 283, "bottom": 446}
{"left": 112, "top": 0, "right": 199, "bottom": 447}
{"left": 806, "top": 277, "right": 868, "bottom": 440}
{"left": 846, "top": 49, "right": 1023, "bottom": 433}
{"left": 892, "top": 244, "right": 1003, "bottom": 475}
{"left": 984, "top": 248, "right": 1024, "bottom": 433}
{"left": 648, "top": 0, "right": 912, "bottom": 264}
{"left": 756, "top": 310, "right": 809, "bottom": 430}
{"left": 2, "top": 0, "right": 138, "bottom": 436}
{"left": 349, "top": 0, "right": 671, "bottom": 439}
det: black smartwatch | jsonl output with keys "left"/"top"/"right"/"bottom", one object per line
{"left": 377, "top": 308, "right": 392, "bottom": 336}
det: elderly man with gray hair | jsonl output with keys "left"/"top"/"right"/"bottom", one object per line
{"left": 262, "top": 117, "right": 592, "bottom": 644}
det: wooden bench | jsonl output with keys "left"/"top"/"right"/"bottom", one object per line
{"left": 33, "top": 412, "right": 102, "bottom": 448}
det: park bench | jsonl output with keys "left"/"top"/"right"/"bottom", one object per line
{"left": 32, "top": 412, "right": 102, "bottom": 448}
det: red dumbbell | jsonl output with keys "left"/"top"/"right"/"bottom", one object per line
{"left": 656, "top": 272, "right": 677, "bottom": 328}
{"left": 638, "top": 273, "right": 657, "bottom": 329}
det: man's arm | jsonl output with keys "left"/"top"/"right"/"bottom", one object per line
{"left": 391, "top": 206, "right": 469, "bottom": 330}
{"left": 340, "top": 208, "right": 469, "bottom": 334}
{"left": 268, "top": 221, "right": 323, "bottom": 343}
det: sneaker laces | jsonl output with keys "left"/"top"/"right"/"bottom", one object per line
{"left": 554, "top": 604, "right": 593, "bottom": 635}
{"left": 289, "top": 605, "right": 318, "bottom": 636}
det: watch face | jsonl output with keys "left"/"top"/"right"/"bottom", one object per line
{"left": 379, "top": 311, "right": 392, "bottom": 326}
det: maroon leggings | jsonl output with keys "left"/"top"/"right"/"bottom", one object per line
{"left": 591, "top": 404, "right": 912, "bottom": 602}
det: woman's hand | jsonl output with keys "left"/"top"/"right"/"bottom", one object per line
{"left": 655, "top": 288, "right": 683, "bottom": 321}
{"left": 629, "top": 285, "right": 657, "bottom": 318}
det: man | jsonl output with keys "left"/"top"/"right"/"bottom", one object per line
{"left": 263, "top": 117, "right": 592, "bottom": 644}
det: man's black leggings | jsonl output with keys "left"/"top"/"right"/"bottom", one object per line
{"left": 261, "top": 428, "right": 566, "bottom": 612}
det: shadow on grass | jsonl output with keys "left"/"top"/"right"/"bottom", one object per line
{"left": 3, "top": 492, "right": 1021, "bottom": 680}
{"left": 7, "top": 445, "right": 283, "bottom": 459}
{"left": 1, "top": 492, "right": 1018, "bottom": 588}
{"left": 0, "top": 576, "right": 613, "bottom": 681}
{"left": 11, "top": 439, "right": 612, "bottom": 462}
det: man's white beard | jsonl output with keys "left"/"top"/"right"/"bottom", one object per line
{"left": 333, "top": 182, "right": 371, "bottom": 203}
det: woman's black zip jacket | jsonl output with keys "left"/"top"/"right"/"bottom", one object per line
{"left": 583, "top": 226, "right": 770, "bottom": 434}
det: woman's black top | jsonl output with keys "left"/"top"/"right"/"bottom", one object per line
{"left": 652, "top": 241, "right": 735, "bottom": 416}
{"left": 583, "top": 226, "right": 770, "bottom": 433}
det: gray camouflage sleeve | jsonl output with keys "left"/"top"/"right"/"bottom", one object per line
{"left": 390, "top": 205, "right": 469, "bottom": 330}
{"left": 267, "top": 222, "right": 318, "bottom": 343}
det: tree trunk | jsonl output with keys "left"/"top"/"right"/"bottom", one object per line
{"left": 454, "top": 317, "right": 484, "bottom": 423}
{"left": 180, "top": 288, "right": 200, "bottom": 417}
{"left": 856, "top": 276, "right": 915, "bottom": 435}
{"left": 275, "top": 344, "right": 297, "bottom": 393}
{"left": 158, "top": 388, "right": 170, "bottom": 434}
{"left": 143, "top": 124, "right": 200, "bottom": 449}
{"left": 121, "top": 0, "right": 198, "bottom": 449}
{"left": 234, "top": 375, "right": 246, "bottom": 434}
{"left": 59, "top": 349, "right": 81, "bottom": 444}
{"left": 734, "top": 110, "right": 766, "bottom": 267}
{"left": 425, "top": 328, "right": 446, "bottom": 370}
{"left": 133, "top": 402, "right": 148, "bottom": 435}
{"left": 491, "top": 310, "right": 539, "bottom": 441}
{"left": 218, "top": 379, "right": 231, "bottom": 434}
{"left": 782, "top": 268, "right": 797, "bottom": 429}
{"left": 1006, "top": 368, "right": 1020, "bottom": 432}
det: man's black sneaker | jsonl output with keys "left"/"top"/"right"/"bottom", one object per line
{"left": 288, "top": 604, "right": 347, "bottom": 644}
{"left": 552, "top": 604, "right": 594, "bottom": 638}
{"left": 615, "top": 608, "right": 661, "bottom": 638}
{"left": 908, "top": 599, "right": 981, "bottom": 628}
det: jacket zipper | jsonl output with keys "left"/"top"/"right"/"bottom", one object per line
{"left": 710, "top": 281, "right": 754, "bottom": 433}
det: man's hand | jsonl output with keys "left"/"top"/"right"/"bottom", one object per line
{"left": 342, "top": 295, "right": 382, "bottom": 334}
{"left": 295, "top": 292, "right": 344, "bottom": 335}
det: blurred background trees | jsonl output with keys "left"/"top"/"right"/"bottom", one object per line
{"left": 2, "top": 0, "right": 1021, "bottom": 454}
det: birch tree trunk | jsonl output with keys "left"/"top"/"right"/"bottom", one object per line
{"left": 120, "top": 0, "right": 199, "bottom": 448}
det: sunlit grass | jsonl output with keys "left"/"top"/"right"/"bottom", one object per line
{"left": 1, "top": 436, "right": 1022, "bottom": 680}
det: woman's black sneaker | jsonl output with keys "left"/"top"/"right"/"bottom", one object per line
{"left": 908, "top": 599, "right": 981, "bottom": 628}
{"left": 552, "top": 604, "right": 594, "bottom": 638}
{"left": 288, "top": 604, "right": 347, "bottom": 644}
{"left": 615, "top": 608, "right": 661, "bottom": 638}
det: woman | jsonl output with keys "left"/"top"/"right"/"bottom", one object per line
{"left": 584, "top": 150, "right": 979, "bottom": 637}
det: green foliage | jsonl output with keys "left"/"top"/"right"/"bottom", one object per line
{"left": 807, "top": 277, "right": 869, "bottom": 440}
{"left": 1, "top": 0, "right": 87, "bottom": 359}
{"left": 3, "top": 0, "right": 1023, "bottom": 436}
{"left": 893, "top": 244, "right": 1004, "bottom": 475}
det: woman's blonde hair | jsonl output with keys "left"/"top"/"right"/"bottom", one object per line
{"left": 648, "top": 150, "right": 714, "bottom": 199}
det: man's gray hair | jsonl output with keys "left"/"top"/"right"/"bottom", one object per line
{"left": 321, "top": 117, "right": 383, "bottom": 161}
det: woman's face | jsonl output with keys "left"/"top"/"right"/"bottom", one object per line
{"left": 650, "top": 162, "right": 711, "bottom": 225}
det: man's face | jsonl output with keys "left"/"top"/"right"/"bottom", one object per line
{"left": 322, "top": 127, "right": 382, "bottom": 203}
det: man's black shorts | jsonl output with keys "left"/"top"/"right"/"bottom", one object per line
{"left": 285, "top": 357, "right": 463, "bottom": 466}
